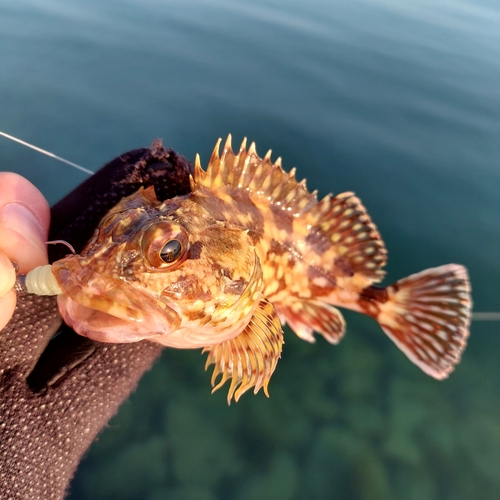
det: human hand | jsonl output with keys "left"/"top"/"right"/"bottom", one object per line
{"left": 0, "top": 172, "right": 50, "bottom": 330}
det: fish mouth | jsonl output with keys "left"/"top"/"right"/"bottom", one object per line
{"left": 52, "top": 258, "right": 181, "bottom": 343}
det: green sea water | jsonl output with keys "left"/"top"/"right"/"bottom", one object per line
{"left": 1, "top": 0, "right": 499, "bottom": 498}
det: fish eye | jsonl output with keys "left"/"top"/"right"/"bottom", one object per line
{"left": 160, "top": 239, "right": 183, "bottom": 263}
{"left": 142, "top": 221, "right": 189, "bottom": 270}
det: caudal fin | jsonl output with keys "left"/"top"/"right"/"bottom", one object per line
{"left": 376, "top": 264, "right": 471, "bottom": 379}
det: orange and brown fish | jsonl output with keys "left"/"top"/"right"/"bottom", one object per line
{"left": 35, "top": 136, "right": 470, "bottom": 402}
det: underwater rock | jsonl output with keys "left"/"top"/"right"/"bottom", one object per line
{"left": 303, "top": 425, "right": 390, "bottom": 500}
{"left": 77, "top": 437, "right": 169, "bottom": 499}
{"left": 458, "top": 416, "right": 500, "bottom": 485}
{"left": 153, "top": 486, "right": 218, "bottom": 500}
{"left": 167, "top": 399, "right": 242, "bottom": 488}
{"left": 236, "top": 452, "right": 299, "bottom": 500}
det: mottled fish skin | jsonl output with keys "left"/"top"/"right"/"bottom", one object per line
{"left": 53, "top": 136, "right": 472, "bottom": 403}
{"left": 53, "top": 186, "right": 263, "bottom": 348}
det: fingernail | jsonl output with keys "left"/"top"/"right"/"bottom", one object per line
{"left": 0, "top": 203, "right": 46, "bottom": 250}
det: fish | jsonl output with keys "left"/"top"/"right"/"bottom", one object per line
{"left": 50, "top": 136, "right": 472, "bottom": 403}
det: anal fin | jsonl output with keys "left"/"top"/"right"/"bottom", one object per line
{"left": 276, "top": 300, "right": 345, "bottom": 344}
{"left": 203, "top": 298, "right": 284, "bottom": 404}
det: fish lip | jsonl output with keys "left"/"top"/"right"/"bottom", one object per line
{"left": 52, "top": 257, "right": 181, "bottom": 342}
{"left": 56, "top": 294, "right": 169, "bottom": 343}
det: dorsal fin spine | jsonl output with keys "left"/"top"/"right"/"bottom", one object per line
{"left": 193, "top": 154, "right": 206, "bottom": 187}
{"left": 231, "top": 137, "right": 248, "bottom": 189}
{"left": 208, "top": 138, "right": 222, "bottom": 186}
{"left": 194, "top": 135, "right": 316, "bottom": 215}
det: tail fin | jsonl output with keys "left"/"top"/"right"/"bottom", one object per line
{"left": 376, "top": 264, "right": 471, "bottom": 379}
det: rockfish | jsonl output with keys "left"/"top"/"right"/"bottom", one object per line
{"left": 51, "top": 137, "right": 471, "bottom": 402}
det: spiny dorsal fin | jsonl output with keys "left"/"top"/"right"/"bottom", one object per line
{"left": 304, "top": 191, "right": 387, "bottom": 282}
{"left": 193, "top": 135, "right": 317, "bottom": 216}
{"left": 202, "top": 297, "right": 284, "bottom": 404}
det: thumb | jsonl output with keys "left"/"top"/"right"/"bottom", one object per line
{"left": 0, "top": 172, "right": 50, "bottom": 329}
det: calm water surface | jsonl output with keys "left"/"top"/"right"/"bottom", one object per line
{"left": 1, "top": 0, "right": 499, "bottom": 499}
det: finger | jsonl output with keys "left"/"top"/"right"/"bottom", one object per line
{"left": 0, "top": 251, "right": 16, "bottom": 297}
{"left": 0, "top": 226, "right": 48, "bottom": 273}
{"left": 0, "top": 291, "right": 16, "bottom": 331}
{"left": 0, "top": 173, "right": 50, "bottom": 273}
{"left": 0, "top": 251, "right": 17, "bottom": 329}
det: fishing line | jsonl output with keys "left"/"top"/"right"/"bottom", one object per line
{"left": 472, "top": 312, "right": 500, "bottom": 321}
{"left": 0, "top": 131, "right": 94, "bottom": 176}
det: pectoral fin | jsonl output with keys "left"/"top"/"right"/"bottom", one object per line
{"left": 203, "top": 298, "right": 284, "bottom": 404}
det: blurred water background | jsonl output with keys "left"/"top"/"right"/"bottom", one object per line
{"left": 1, "top": 0, "right": 500, "bottom": 498}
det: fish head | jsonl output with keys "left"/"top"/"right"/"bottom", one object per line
{"left": 52, "top": 187, "right": 263, "bottom": 347}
